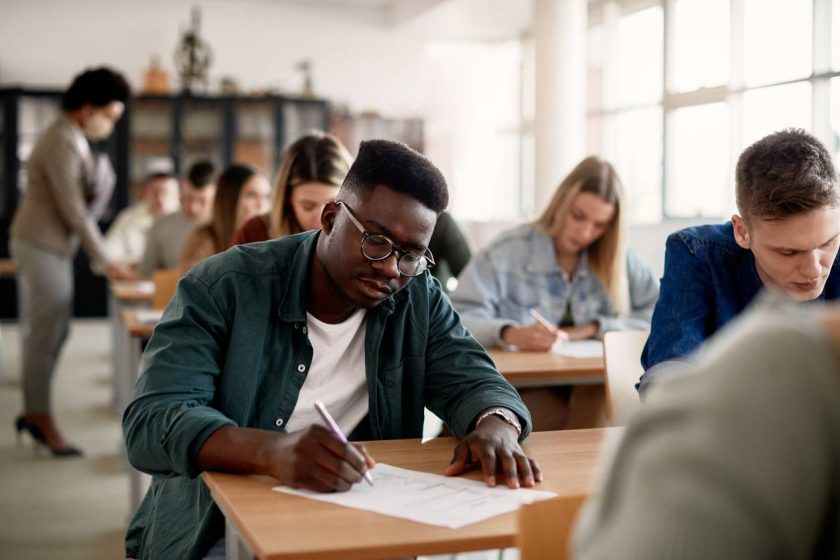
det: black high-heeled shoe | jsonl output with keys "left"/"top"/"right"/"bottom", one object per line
{"left": 14, "top": 415, "right": 83, "bottom": 458}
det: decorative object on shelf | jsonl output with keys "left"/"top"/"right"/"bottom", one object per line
{"left": 175, "top": 6, "right": 212, "bottom": 94}
{"left": 295, "top": 59, "right": 314, "bottom": 97}
{"left": 220, "top": 77, "right": 240, "bottom": 95}
{"left": 142, "top": 55, "right": 170, "bottom": 94}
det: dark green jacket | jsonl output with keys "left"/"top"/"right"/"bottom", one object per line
{"left": 123, "top": 231, "right": 531, "bottom": 560}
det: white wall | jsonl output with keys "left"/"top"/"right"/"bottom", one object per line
{"left": 0, "top": 0, "right": 428, "bottom": 116}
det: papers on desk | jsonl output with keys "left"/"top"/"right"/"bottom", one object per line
{"left": 135, "top": 309, "right": 164, "bottom": 324}
{"left": 273, "top": 463, "right": 557, "bottom": 528}
{"left": 552, "top": 339, "right": 603, "bottom": 359}
{"left": 135, "top": 281, "right": 155, "bottom": 294}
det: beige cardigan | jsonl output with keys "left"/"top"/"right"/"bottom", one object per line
{"left": 10, "top": 115, "right": 113, "bottom": 271}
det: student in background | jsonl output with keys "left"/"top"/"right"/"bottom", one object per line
{"left": 574, "top": 295, "right": 840, "bottom": 559}
{"left": 231, "top": 131, "right": 351, "bottom": 245}
{"left": 428, "top": 209, "right": 472, "bottom": 292}
{"left": 10, "top": 66, "right": 135, "bottom": 457}
{"left": 105, "top": 172, "right": 179, "bottom": 265}
{"left": 641, "top": 128, "right": 840, "bottom": 391}
{"left": 139, "top": 160, "right": 216, "bottom": 277}
{"left": 450, "top": 156, "right": 659, "bottom": 429}
{"left": 178, "top": 163, "right": 269, "bottom": 272}
{"left": 123, "top": 140, "right": 538, "bottom": 559}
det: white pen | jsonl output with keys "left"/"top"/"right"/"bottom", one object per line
{"left": 314, "top": 400, "right": 374, "bottom": 486}
{"left": 527, "top": 308, "right": 557, "bottom": 332}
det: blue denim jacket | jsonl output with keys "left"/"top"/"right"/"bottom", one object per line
{"left": 640, "top": 222, "right": 840, "bottom": 391}
{"left": 450, "top": 224, "right": 660, "bottom": 347}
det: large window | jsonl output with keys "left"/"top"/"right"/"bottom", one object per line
{"left": 588, "top": 0, "right": 840, "bottom": 224}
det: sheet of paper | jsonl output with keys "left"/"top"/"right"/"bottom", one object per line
{"left": 135, "top": 309, "right": 164, "bottom": 324}
{"left": 135, "top": 281, "right": 155, "bottom": 294}
{"left": 552, "top": 339, "right": 603, "bottom": 359}
{"left": 273, "top": 463, "right": 556, "bottom": 528}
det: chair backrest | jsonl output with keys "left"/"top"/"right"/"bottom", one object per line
{"left": 603, "top": 330, "right": 648, "bottom": 425}
{"left": 151, "top": 268, "right": 181, "bottom": 310}
{"left": 517, "top": 494, "right": 586, "bottom": 560}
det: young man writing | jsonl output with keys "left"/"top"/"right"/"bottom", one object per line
{"left": 123, "top": 140, "right": 538, "bottom": 559}
{"left": 640, "top": 128, "right": 840, "bottom": 390}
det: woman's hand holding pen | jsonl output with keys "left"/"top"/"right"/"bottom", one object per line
{"left": 501, "top": 311, "right": 570, "bottom": 351}
{"left": 262, "top": 425, "right": 375, "bottom": 492}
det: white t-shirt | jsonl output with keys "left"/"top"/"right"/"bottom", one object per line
{"left": 284, "top": 308, "right": 369, "bottom": 435}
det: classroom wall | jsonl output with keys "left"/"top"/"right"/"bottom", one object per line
{"left": 1, "top": 0, "right": 714, "bottom": 274}
{"left": 0, "top": 0, "right": 428, "bottom": 116}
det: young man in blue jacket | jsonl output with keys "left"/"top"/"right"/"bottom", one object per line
{"left": 123, "top": 139, "right": 539, "bottom": 559}
{"left": 641, "top": 128, "right": 840, "bottom": 390}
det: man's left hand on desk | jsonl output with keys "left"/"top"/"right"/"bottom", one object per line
{"left": 443, "top": 416, "right": 543, "bottom": 490}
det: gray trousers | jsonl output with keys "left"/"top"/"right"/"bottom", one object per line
{"left": 10, "top": 239, "right": 74, "bottom": 413}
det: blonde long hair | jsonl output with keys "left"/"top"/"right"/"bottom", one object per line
{"left": 533, "top": 156, "right": 629, "bottom": 315}
{"left": 268, "top": 131, "right": 352, "bottom": 239}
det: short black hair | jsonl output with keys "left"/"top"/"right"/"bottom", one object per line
{"left": 341, "top": 139, "right": 448, "bottom": 213}
{"left": 736, "top": 128, "right": 839, "bottom": 221}
{"left": 187, "top": 160, "right": 216, "bottom": 189}
{"left": 145, "top": 171, "right": 175, "bottom": 184}
{"left": 62, "top": 67, "right": 130, "bottom": 111}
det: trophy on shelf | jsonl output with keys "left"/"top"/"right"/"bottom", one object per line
{"left": 175, "top": 6, "right": 212, "bottom": 94}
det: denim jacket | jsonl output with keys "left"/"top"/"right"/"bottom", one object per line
{"left": 123, "top": 231, "right": 531, "bottom": 560}
{"left": 640, "top": 222, "right": 840, "bottom": 391}
{"left": 449, "top": 224, "right": 659, "bottom": 347}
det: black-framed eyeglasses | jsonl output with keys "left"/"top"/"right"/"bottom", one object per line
{"left": 337, "top": 201, "right": 435, "bottom": 277}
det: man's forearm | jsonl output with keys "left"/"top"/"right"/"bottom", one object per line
{"left": 196, "top": 425, "right": 277, "bottom": 476}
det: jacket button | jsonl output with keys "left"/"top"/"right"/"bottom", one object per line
{"left": 302, "top": 326, "right": 307, "bottom": 334}
{"left": 294, "top": 323, "right": 300, "bottom": 329}
{"left": 297, "top": 363, "right": 306, "bottom": 372}
{"left": 275, "top": 418, "right": 284, "bottom": 427}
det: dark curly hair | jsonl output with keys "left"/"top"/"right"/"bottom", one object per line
{"left": 736, "top": 128, "right": 839, "bottom": 221}
{"left": 340, "top": 139, "right": 448, "bottom": 213}
{"left": 62, "top": 67, "right": 130, "bottom": 111}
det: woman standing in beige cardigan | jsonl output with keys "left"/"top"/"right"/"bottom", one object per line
{"left": 10, "top": 67, "right": 136, "bottom": 457}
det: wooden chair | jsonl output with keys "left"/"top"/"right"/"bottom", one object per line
{"left": 151, "top": 268, "right": 181, "bottom": 310}
{"left": 602, "top": 330, "right": 648, "bottom": 425}
{"left": 517, "top": 494, "right": 586, "bottom": 560}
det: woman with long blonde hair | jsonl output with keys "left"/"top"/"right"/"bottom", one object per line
{"left": 450, "top": 156, "right": 658, "bottom": 429}
{"left": 231, "top": 131, "right": 351, "bottom": 245}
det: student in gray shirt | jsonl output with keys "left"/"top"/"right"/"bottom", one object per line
{"left": 139, "top": 160, "right": 216, "bottom": 277}
{"left": 574, "top": 293, "right": 840, "bottom": 560}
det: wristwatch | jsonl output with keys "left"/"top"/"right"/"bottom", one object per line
{"left": 474, "top": 407, "right": 522, "bottom": 437}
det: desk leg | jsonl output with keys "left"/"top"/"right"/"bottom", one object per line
{"left": 125, "top": 334, "right": 148, "bottom": 516}
{"left": 226, "top": 517, "right": 255, "bottom": 560}
{"left": 109, "top": 293, "right": 123, "bottom": 412}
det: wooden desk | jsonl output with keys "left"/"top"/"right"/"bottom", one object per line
{"left": 122, "top": 308, "right": 158, "bottom": 338}
{"left": 203, "top": 428, "right": 620, "bottom": 560}
{"left": 108, "top": 281, "right": 155, "bottom": 413}
{"left": 487, "top": 348, "right": 604, "bottom": 387}
{"left": 0, "top": 258, "right": 16, "bottom": 276}
{"left": 120, "top": 307, "right": 163, "bottom": 517}
{"left": 110, "top": 280, "right": 155, "bottom": 304}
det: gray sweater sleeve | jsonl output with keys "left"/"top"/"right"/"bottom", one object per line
{"left": 574, "top": 302, "right": 840, "bottom": 560}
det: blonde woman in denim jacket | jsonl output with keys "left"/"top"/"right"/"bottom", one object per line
{"left": 450, "top": 156, "right": 659, "bottom": 430}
